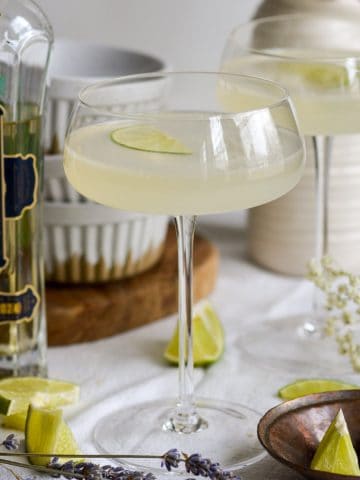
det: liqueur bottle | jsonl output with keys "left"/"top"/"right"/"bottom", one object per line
{"left": 0, "top": 0, "right": 52, "bottom": 376}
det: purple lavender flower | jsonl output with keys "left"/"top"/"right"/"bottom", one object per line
{"left": 185, "top": 454, "right": 211, "bottom": 476}
{"left": 185, "top": 453, "right": 241, "bottom": 480}
{"left": 208, "top": 462, "right": 222, "bottom": 480}
{"left": 48, "top": 459, "right": 159, "bottom": 480}
{"left": 161, "top": 448, "right": 181, "bottom": 471}
{"left": 1, "top": 433, "right": 19, "bottom": 450}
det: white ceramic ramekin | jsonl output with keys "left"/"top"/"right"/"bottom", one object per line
{"left": 44, "top": 202, "right": 169, "bottom": 283}
{"left": 43, "top": 41, "right": 169, "bottom": 283}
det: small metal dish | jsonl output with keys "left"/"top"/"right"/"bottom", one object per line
{"left": 258, "top": 390, "right": 360, "bottom": 480}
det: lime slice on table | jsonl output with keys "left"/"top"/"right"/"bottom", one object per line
{"left": 311, "top": 409, "right": 360, "bottom": 475}
{"left": 278, "top": 379, "right": 358, "bottom": 400}
{"left": 111, "top": 125, "right": 192, "bottom": 154}
{"left": 25, "top": 404, "right": 83, "bottom": 466}
{"left": 0, "top": 377, "right": 79, "bottom": 416}
{"left": 279, "top": 62, "right": 349, "bottom": 88}
{"left": 164, "top": 300, "right": 225, "bottom": 366}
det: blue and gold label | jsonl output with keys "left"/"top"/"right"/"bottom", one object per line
{"left": 0, "top": 105, "right": 38, "bottom": 274}
{"left": 0, "top": 285, "right": 40, "bottom": 323}
{"left": 0, "top": 106, "right": 40, "bottom": 323}
{"left": 4, "top": 153, "right": 38, "bottom": 219}
{"left": 0, "top": 105, "right": 6, "bottom": 272}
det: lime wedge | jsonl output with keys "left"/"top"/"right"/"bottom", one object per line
{"left": 111, "top": 125, "right": 192, "bottom": 154}
{"left": 279, "top": 62, "right": 349, "bottom": 89}
{"left": 2, "top": 412, "right": 27, "bottom": 431}
{"left": 278, "top": 379, "right": 358, "bottom": 400}
{"left": 164, "top": 300, "right": 225, "bottom": 366}
{"left": 311, "top": 409, "right": 360, "bottom": 475}
{"left": 25, "top": 404, "right": 83, "bottom": 466}
{"left": 0, "top": 377, "right": 79, "bottom": 415}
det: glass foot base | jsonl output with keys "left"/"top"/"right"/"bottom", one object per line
{"left": 93, "top": 397, "right": 265, "bottom": 473}
{"left": 239, "top": 314, "right": 353, "bottom": 375}
{"left": 163, "top": 408, "right": 208, "bottom": 433}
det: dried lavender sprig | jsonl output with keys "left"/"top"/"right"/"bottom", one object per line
{"left": 0, "top": 446, "right": 241, "bottom": 480}
{"left": 184, "top": 453, "right": 240, "bottom": 480}
{"left": 47, "top": 454, "right": 240, "bottom": 480}
{"left": 160, "top": 448, "right": 181, "bottom": 471}
{"left": 0, "top": 457, "right": 83, "bottom": 479}
{"left": 0, "top": 452, "right": 162, "bottom": 459}
{"left": 1, "top": 434, "right": 20, "bottom": 451}
{"left": 49, "top": 458, "right": 158, "bottom": 480}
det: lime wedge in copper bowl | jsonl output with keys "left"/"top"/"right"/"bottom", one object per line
{"left": 257, "top": 390, "right": 360, "bottom": 480}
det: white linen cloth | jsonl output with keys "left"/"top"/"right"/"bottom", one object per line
{"left": 1, "top": 212, "right": 359, "bottom": 479}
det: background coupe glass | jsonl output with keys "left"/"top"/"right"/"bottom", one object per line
{"left": 221, "top": 14, "right": 360, "bottom": 373}
{"left": 64, "top": 72, "right": 304, "bottom": 470}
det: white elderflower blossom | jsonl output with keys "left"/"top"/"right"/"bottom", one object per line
{"left": 307, "top": 257, "right": 360, "bottom": 372}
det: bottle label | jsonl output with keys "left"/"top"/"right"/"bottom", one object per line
{"left": 0, "top": 285, "right": 40, "bottom": 323}
{"left": 0, "top": 107, "right": 40, "bottom": 324}
{"left": 0, "top": 106, "right": 6, "bottom": 272}
{"left": 4, "top": 153, "right": 38, "bottom": 219}
{"left": 0, "top": 105, "right": 38, "bottom": 274}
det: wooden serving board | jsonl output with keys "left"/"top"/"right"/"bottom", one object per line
{"left": 46, "top": 227, "right": 219, "bottom": 345}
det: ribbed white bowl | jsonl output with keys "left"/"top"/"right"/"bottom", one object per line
{"left": 42, "top": 40, "right": 169, "bottom": 283}
{"left": 44, "top": 202, "right": 169, "bottom": 283}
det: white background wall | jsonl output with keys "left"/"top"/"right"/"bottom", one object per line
{"left": 36, "top": 0, "right": 262, "bottom": 70}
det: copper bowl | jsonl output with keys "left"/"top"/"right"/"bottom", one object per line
{"left": 258, "top": 390, "right": 360, "bottom": 480}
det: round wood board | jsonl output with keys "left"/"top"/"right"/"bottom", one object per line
{"left": 46, "top": 227, "right": 219, "bottom": 345}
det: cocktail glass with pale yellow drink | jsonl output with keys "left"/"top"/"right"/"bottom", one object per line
{"left": 221, "top": 14, "right": 360, "bottom": 372}
{"left": 64, "top": 72, "right": 304, "bottom": 470}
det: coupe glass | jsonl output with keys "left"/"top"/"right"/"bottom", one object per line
{"left": 221, "top": 14, "right": 360, "bottom": 373}
{"left": 64, "top": 72, "right": 304, "bottom": 471}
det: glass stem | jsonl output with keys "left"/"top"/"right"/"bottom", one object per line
{"left": 163, "top": 216, "right": 207, "bottom": 434}
{"left": 175, "top": 215, "right": 196, "bottom": 410}
{"left": 307, "top": 135, "right": 332, "bottom": 334}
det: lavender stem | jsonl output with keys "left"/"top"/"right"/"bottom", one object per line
{"left": 0, "top": 457, "right": 84, "bottom": 479}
